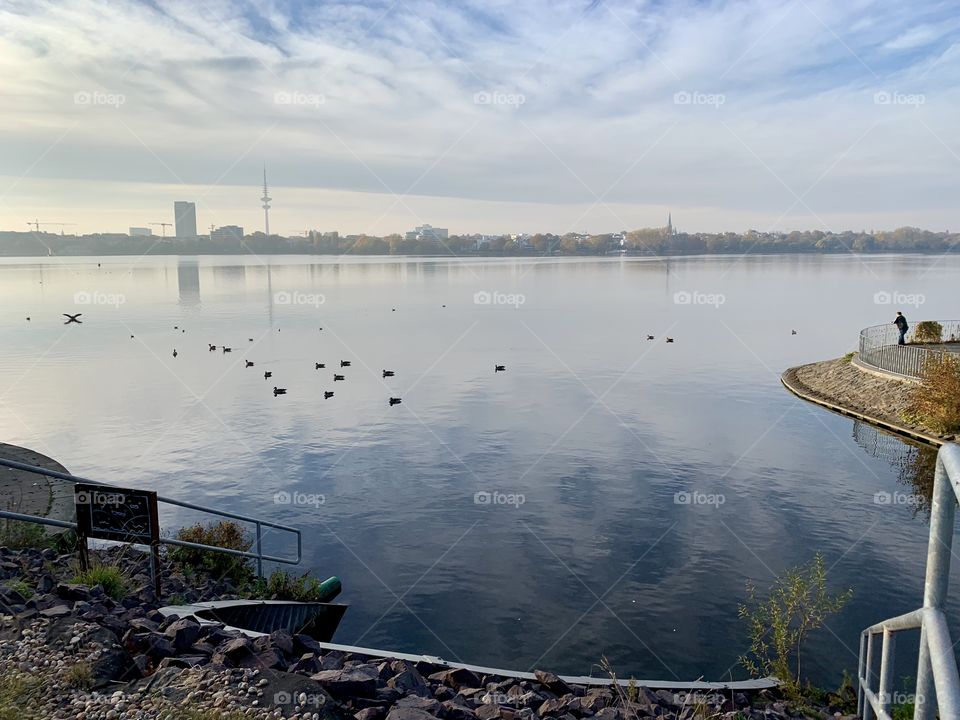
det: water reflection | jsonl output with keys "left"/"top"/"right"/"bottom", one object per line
{"left": 177, "top": 261, "right": 201, "bottom": 307}
{"left": 852, "top": 420, "right": 936, "bottom": 518}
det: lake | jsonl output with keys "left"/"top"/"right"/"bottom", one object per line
{"left": 1, "top": 253, "right": 957, "bottom": 686}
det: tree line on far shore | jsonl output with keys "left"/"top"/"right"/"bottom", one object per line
{"left": 0, "top": 225, "right": 956, "bottom": 257}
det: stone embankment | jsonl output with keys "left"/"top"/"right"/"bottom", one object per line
{"left": 0, "top": 546, "right": 853, "bottom": 720}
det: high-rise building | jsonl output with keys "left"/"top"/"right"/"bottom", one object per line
{"left": 174, "top": 201, "right": 197, "bottom": 238}
{"left": 129, "top": 227, "right": 152, "bottom": 237}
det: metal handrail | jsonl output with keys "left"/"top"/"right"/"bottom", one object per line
{"left": 858, "top": 320, "right": 960, "bottom": 380}
{"left": 0, "top": 457, "right": 301, "bottom": 577}
{"left": 858, "top": 443, "right": 960, "bottom": 719}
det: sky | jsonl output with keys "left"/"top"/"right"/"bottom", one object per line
{"left": 0, "top": 0, "right": 958, "bottom": 236}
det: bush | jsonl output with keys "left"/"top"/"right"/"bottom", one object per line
{"left": 169, "top": 520, "right": 254, "bottom": 585}
{"left": 913, "top": 321, "right": 943, "bottom": 344}
{"left": 72, "top": 564, "right": 129, "bottom": 600}
{"left": 247, "top": 569, "right": 339, "bottom": 601}
{"left": 909, "top": 352, "right": 960, "bottom": 433}
{"left": 64, "top": 662, "right": 93, "bottom": 690}
{"left": 0, "top": 519, "right": 48, "bottom": 550}
{"left": 739, "top": 553, "right": 853, "bottom": 696}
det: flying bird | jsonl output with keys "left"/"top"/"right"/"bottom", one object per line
{"left": 63, "top": 313, "right": 82, "bottom": 324}
{"left": 208, "top": 344, "right": 216, "bottom": 352}
{"left": 264, "top": 371, "right": 272, "bottom": 379}
{"left": 245, "top": 360, "right": 254, "bottom": 368}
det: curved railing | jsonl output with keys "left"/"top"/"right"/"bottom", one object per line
{"left": 858, "top": 321, "right": 960, "bottom": 380}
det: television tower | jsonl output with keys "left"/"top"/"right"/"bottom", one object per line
{"left": 261, "top": 164, "right": 272, "bottom": 237}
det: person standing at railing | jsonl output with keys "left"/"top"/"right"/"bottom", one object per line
{"left": 894, "top": 311, "right": 909, "bottom": 345}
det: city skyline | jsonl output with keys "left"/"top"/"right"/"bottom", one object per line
{"left": 1, "top": 1, "right": 958, "bottom": 235}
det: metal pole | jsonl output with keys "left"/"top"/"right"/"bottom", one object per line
{"left": 877, "top": 628, "right": 896, "bottom": 717}
{"left": 915, "top": 453, "right": 957, "bottom": 720}
{"left": 857, "top": 632, "right": 866, "bottom": 717}
{"left": 256, "top": 521, "right": 263, "bottom": 578}
{"left": 864, "top": 632, "right": 876, "bottom": 720}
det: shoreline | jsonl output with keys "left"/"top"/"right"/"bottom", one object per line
{"left": 781, "top": 355, "right": 955, "bottom": 447}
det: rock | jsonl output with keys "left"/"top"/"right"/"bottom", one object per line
{"left": 441, "top": 700, "right": 477, "bottom": 720}
{"left": 395, "top": 695, "right": 442, "bottom": 714}
{"left": 290, "top": 652, "right": 324, "bottom": 675}
{"left": 386, "top": 708, "right": 439, "bottom": 720}
{"left": 322, "top": 650, "right": 347, "bottom": 670}
{"left": 39, "top": 604, "right": 71, "bottom": 618}
{"left": 431, "top": 668, "right": 484, "bottom": 692}
{"left": 593, "top": 708, "right": 622, "bottom": 720}
{"left": 538, "top": 698, "right": 566, "bottom": 716}
{"left": 90, "top": 648, "right": 142, "bottom": 688}
{"left": 144, "top": 636, "right": 176, "bottom": 660}
{"left": 533, "top": 671, "right": 570, "bottom": 697}
{"left": 311, "top": 666, "right": 381, "bottom": 698}
{"left": 269, "top": 629, "right": 295, "bottom": 656}
{"left": 389, "top": 667, "right": 432, "bottom": 697}
{"left": 56, "top": 583, "right": 91, "bottom": 602}
{"left": 220, "top": 636, "right": 254, "bottom": 659}
{"left": 356, "top": 709, "right": 387, "bottom": 720}
{"left": 237, "top": 647, "right": 287, "bottom": 670}
{"left": 163, "top": 617, "right": 201, "bottom": 652}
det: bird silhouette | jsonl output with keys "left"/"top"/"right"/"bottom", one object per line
{"left": 248, "top": 338, "right": 253, "bottom": 342}
{"left": 315, "top": 363, "right": 325, "bottom": 370}
{"left": 63, "top": 313, "right": 82, "bottom": 324}
{"left": 25, "top": 317, "right": 30, "bottom": 322}
{"left": 130, "top": 335, "right": 134, "bottom": 339}
{"left": 391, "top": 308, "right": 396, "bottom": 312}
{"left": 208, "top": 344, "right": 216, "bottom": 352}
{"left": 264, "top": 371, "right": 272, "bottom": 379}
{"left": 389, "top": 397, "right": 402, "bottom": 406}
{"left": 245, "top": 360, "right": 254, "bottom": 368}
{"left": 646, "top": 335, "right": 654, "bottom": 340}
{"left": 174, "top": 326, "right": 179, "bottom": 330}
{"left": 222, "top": 347, "right": 232, "bottom": 353}
{"left": 334, "top": 374, "right": 345, "bottom": 381}
{"left": 666, "top": 338, "right": 675, "bottom": 343}
{"left": 495, "top": 365, "right": 505, "bottom": 372}
{"left": 340, "top": 361, "right": 351, "bottom": 367}
{"left": 273, "top": 387, "right": 287, "bottom": 396}
{"left": 324, "top": 391, "right": 334, "bottom": 399}
{"left": 172, "top": 349, "right": 178, "bottom": 358}
{"left": 382, "top": 370, "right": 395, "bottom": 378}
{"left": 791, "top": 330, "right": 798, "bottom": 335}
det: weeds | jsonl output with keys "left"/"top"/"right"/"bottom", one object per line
{"left": 169, "top": 520, "right": 254, "bottom": 585}
{"left": 908, "top": 352, "right": 960, "bottom": 433}
{"left": 72, "top": 563, "right": 129, "bottom": 600}
{"left": 64, "top": 662, "right": 93, "bottom": 690}
{"left": 246, "top": 569, "right": 339, "bottom": 602}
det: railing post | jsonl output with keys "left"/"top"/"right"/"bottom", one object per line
{"left": 256, "top": 521, "right": 264, "bottom": 578}
{"left": 857, "top": 632, "right": 866, "bottom": 717}
{"left": 864, "top": 632, "right": 876, "bottom": 720}
{"left": 915, "top": 454, "right": 957, "bottom": 720}
{"left": 878, "top": 628, "right": 896, "bottom": 717}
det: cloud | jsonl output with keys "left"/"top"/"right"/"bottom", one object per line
{"left": 0, "top": 0, "right": 958, "bottom": 234}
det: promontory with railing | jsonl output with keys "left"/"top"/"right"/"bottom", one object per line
{"left": 858, "top": 320, "right": 960, "bottom": 380}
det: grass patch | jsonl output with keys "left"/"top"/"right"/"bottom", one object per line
{"left": 841, "top": 351, "right": 855, "bottom": 363}
{"left": 0, "top": 671, "right": 43, "bottom": 720}
{"left": 2, "top": 579, "right": 33, "bottom": 599}
{"left": 64, "top": 661, "right": 93, "bottom": 690}
{"left": 909, "top": 352, "right": 960, "bottom": 433}
{"left": 0, "top": 519, "right": 48, "bottom": 550}
{"left": 246, "top": 569, "right": 339, "bottom": 601}
{"left": 169, "top": 520, "right": 255, "bottom": 585}
{"left": 72, "top": 563, "right": 129, "bottom": 600}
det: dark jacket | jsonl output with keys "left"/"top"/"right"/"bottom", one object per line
{"left": 895, "top": 315, "right": 908, "bottom": 331}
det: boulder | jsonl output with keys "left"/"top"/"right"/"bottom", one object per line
{"left": 56, "top": 583, "right": 91, "bottom": 602}
{"left": 163, "top": 617, "right": 201, "bottom": 652}
{"left": 311, "top": 666, "right": 381, "bottom": 698}
{"left": 395, "top": 696, "right": 442, "bottom": 714}
{"left": 431, "top": 668, "right": 483, "bottom": 692}
{"left": 389, "top": 667, "right": 432, "bottom": 697}
{"left": 386, "top": 708, "right": 439, "bottom": 720}
{"left": 534, "top": 671, "right": 571, "bottom": 697}
{"left": 90, "top": 648, "right": 142, "bottom": 688}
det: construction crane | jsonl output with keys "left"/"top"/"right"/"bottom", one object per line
{"left": 149, "top": 222, "right": 172, "bottom": 237}
{"left": 27, "top": 220, "right": 77, "bottom": 235}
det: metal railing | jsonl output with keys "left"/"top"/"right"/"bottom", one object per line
{"left": 0, "top": 457, "right": 301, "bottom": 577}
{"left": 858, "top": 321, "right": 960, "bottom": 380}
{"left": 858, "top": 443, "right": 960, "bottom": 720}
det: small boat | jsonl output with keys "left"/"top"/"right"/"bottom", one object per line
{"left": 159, "top": 597, "right": 347, "bottom": 642}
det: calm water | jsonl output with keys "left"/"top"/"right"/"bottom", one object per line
{"left": 1, "top": 253, "right": 957, "bottom": 685}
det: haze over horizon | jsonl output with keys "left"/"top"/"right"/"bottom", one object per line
{"left": 1, "top": 0, "right": 958, "bottom": 236}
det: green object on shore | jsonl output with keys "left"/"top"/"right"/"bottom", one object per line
{"left": 315, "top": 576, "right": 342, "bottom": 602}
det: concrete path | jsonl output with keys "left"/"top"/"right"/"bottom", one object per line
{"left": 0, "top": 442, "right": 76, "bottom": 531}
